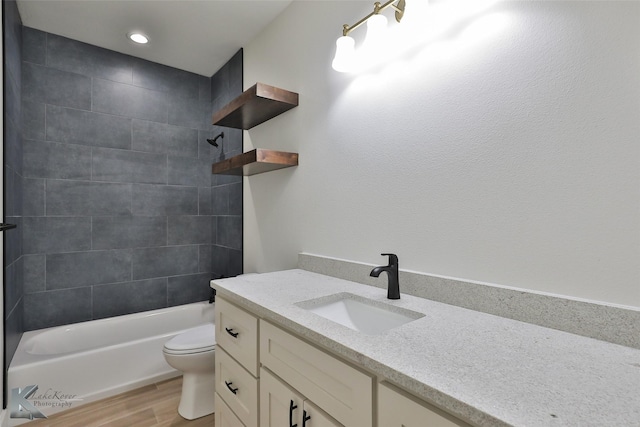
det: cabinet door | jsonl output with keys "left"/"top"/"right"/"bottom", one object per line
{"left": 302, "top": 400, "right": 342, "bottom": 427}
{"left": 260, "top": 367, "right": 304, "bottom": 427}
{"left": 261, "top": 368, "right": 343, "bottom": 427}
{"left": 378, "top": 382, "right": 471, "bottom": 427}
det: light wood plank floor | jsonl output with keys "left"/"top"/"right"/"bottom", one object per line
{"left": 27, "top": 376, "right": 214, "bottom": 427}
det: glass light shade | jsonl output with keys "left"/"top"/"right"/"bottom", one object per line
{"left": 363, "top": 13, "right": 388, "bottom": 47}
{"left": 358, "top": 13, "right": 389, "bottom": 71}
{"left": 332, "top": 36, "right": 356, "bottom": 72}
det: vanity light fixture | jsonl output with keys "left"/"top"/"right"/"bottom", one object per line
{"left": 332, "top": 0, "right": 406, "bottom": 72}
{"left": 127, "top": 32, "right": 149, "bottom": 44}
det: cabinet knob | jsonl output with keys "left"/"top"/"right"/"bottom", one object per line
{"left": 302, "top": 410, "right": 311, "bottom": 427}
{"left": 289, "top": 400, "right": 298, "bottom": 427}
{"left": 225, "top": 327, "right": 239, "bottom": 338}
{"left": 225, "top": 380, "right": 238, "bottom": 395}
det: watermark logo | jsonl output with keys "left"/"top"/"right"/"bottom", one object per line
{"left": 10, "top": 386, "right": 46, "bottom": 420}
{"left": 10, "top": 385, "right": 83, "bottom": 420}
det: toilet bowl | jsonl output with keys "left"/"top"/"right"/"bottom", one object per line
{"left": 163, "top": 323, "right": 216, "bottom": 420}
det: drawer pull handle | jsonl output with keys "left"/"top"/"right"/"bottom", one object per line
{"left": 225, "top": 381, "right": 238, "bottom": 395}
{"left": 289, "top": 400, "right": 298, "bottom": 427}
{"left": 303, "top": 410, "right": 311, "bottom": 427}
{"left": 225, "top": 327, "right": 239, "bottom": 338}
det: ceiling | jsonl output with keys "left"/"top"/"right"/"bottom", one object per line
{"left": 16, "top": 0, "right": 293, "bottom": 77}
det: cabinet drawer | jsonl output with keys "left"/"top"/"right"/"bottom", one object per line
{"left": 378, "top": 382, "right": 471, "bottom": 427}
{"left": 216, "top": 297, "right": 259, "bottom": 375}
{"left": 215, "top": 392, "right": 246, "bottom": 427}
{"left": 260, "top": 320, "right": 373, "bottom": 427}
{"left": 216, "top": 347, "right": 259, "bottom": 427}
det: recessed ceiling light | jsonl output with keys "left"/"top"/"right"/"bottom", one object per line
{"left": 128, "top": 32, "right": 149, "bottom": 44}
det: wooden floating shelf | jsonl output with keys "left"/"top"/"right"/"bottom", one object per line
{"left": 212, "top": 83, "right": 299, "bottom": 130}
{"left": 212, "top": 149, "right": 298, "bottom": 176}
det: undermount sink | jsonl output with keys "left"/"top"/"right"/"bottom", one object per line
{"left": 296, "top": 293, "right": 424, "bottom": 335}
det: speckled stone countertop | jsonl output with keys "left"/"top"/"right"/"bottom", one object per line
{"left": 211, "top": 269, "right": 640, "bottom": 427}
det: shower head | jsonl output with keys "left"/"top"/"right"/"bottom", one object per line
{"left": 207, "top": 132, "right": 224, "bottom": 147}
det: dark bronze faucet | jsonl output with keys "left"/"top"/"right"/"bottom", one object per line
{"left": 370, "top": 253, "right": 400, "bottom": 299}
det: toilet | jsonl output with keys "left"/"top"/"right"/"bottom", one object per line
{"left": 163, "top": 323, "right": 216, "bottom": 420}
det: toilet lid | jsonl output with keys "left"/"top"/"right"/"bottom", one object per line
{"left": 164, "top": 324, "right": 216, "bottom": 352}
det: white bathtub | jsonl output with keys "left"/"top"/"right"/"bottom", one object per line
{"left": 8, "top": 302, "right": 215, "bottom": 423}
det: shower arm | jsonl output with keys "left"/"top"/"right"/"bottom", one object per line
{"left": 207, "top": 132, "right": 224, "bottom": 147}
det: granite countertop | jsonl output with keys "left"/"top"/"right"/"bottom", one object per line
{"left": 211, "top": 269, "right": 640, "bottom": 427}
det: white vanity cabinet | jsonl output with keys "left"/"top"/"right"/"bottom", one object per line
{"left": 260, "top": 367, "right": 341, "bottom": 427}
{"left": 215, "top": 296, "right": 470, "bottom": 427}
{"left": 378, "top": 382, "right": 471, "bottom": 427}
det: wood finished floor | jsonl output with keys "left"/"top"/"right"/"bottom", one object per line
{"left": 27, "top": 377, "right": 214, "bottom": 427}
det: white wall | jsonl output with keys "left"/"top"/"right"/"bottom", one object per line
{"left": 243, "top": 1, "right": 640, "bottom": 308}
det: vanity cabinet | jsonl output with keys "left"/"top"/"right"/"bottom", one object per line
{"left": 378, "top": 382, "right": 471, "bottom": 427}
{"left": 261, "top": 367, "right": 341, "bottom": 427}
{"left": 215, "top": 296, "right": 470, "bottom": 427}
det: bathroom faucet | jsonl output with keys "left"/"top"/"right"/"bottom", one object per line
{"left": 370, "top": 253, "right": 400, "bottom": 299}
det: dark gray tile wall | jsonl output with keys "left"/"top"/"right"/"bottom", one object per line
{"left": 4, "top": 0, "right": 24, "bottom": 370}
{"left": 210, "top": 50, "right": 243, "bottom": 279}
{"left": 93, "top": 278, "right": 167, "bottom": 320}
{"left": 19, "top": 28, "right": 243, "bottom": 331}
{"left": 46, "top": 105, "right": 132, "bottom": 149}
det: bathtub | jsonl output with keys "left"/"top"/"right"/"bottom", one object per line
{"left": 8, "top": 302, "right": 215, "bottom": 423}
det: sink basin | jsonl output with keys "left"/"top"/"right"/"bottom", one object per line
{"left": 296, "top": 293, "right": 424, "bottom": 335}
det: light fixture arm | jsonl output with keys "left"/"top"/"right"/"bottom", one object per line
{"left": 341, "top": 0, "right": 406, "bottom": 36}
